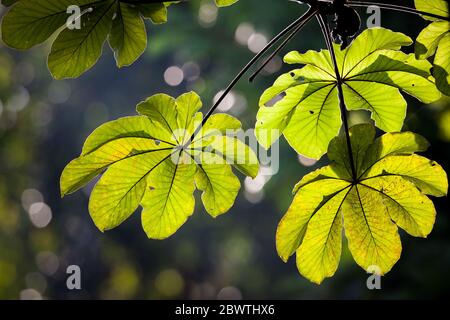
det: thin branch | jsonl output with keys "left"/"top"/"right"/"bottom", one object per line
{"left": 186, "top": 7, "right": 316, "bottom": 145}
{"left": 317, "top": 13, "right": 358, "bottom": 181}
{"left": 348, "top": 1, "right": 450, "bottom": 21}
{"left": 249, "top": 8, "right": 317, "bottom": 82}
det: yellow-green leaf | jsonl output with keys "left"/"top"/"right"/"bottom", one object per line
{"left": 276, "top": 179, "right": 351, "bottom": 264}
{"left": 276, "top": 123, "right": 448, "bottom": 284}
{"left": 1, "top": 0, "right": 238, "bottom": 78}
{"left": 342, "top": 184, "right": 402, "bottom": 274}
{"left": 415, "top": 0, "right": 449, "bottom": 21}
{"left": 61, "top": 92, "right": 259, "bottom": 239}
{"left": 258, "top": 28, "right": 441, "bottom": 159}
{"left": 141, "top": 153, "right": 197, "bottom": 239}
{"left": 195, "top": 163, "right": 241, "bottom": 218}
{"left": 48, "top": 1, "right": 117, "bottom": 79}
{"left": 109, "top": 3, "right": 147, "bottom": 67}
{"left": 361, "top": 176, "right": 436, "bottom": 238}
{"left": 296, "top": 189, "right": 348, "bottom": 284}
{"left": 215, "top": 0, "right": 239, "bottom": 7}
{"left": 364, "top": 154, "right": 448, "bottom": 197}
{"left": 415, "top": 0, "right": 450, "bottom": 95}
{"left": 89, "top": 149, "right": 172, "bottom": 231}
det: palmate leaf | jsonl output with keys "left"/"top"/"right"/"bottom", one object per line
{"left": 257, "top": 27, "right": 441, "bottom": 160}
{"left": 0, "top": 0, "right": 238, "bottom": 79}
{"left": 276, "top": 123, "right": 448, "bottom": 284}
{"left": 415, "top": 0, "right": 450, "bottom": 95}
{"left": 60, "top": 92, "right": 258, "bottom": 239}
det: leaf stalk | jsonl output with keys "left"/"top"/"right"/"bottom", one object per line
{"left": 249, "top": 8, "right": 317, "bottom": 82}
{"left": 317, "top": 13, "right": 358, "bottom": 181}
{"left": 348, "top": 1, "right": 450, "bottom": 22}
{"left": 186, "top": 7, "right": 317, "bottom": 146}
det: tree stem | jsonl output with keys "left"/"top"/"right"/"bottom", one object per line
{"left": 187, "top": 7, "right": 316, "bottom": 145}
{"left": 317, "top": 13, "right": 358, "bottom": 181}
{"left": 249, "top": 8, "right": 317, "bottom": 82}
{"left": 348, "top": 1, "right": 450, "bottom": 22}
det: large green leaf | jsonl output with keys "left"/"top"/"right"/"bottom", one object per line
{"left": 61, "top": 92, "right": 259, "bottom": 239}
{"left": 109, "top": 3, "right": 147, "bottom": 68}
{"left": 0, "top": 0, "right": 233, "bottom": 78}
{"left": 415, "top": 0, "right": 450, "bottom": 95}
{"left": 276, "top": 123, "right": 448, "bottom": 284}
{"left": 47, "top": 0, "right": 117, "bottom": 79}
{"left": 257, "top": 28, "right": 441, "bottom": 160}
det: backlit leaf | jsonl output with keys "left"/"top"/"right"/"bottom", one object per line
{"left": 257, "top": 28, "right": 441, "bottom": 160}
{"left": 0, "top": 0, "right": 234, "bottom": 79}
{"left": 109, "top": 3, "right": 147, "bottom": 68}
{"left": 276, "top": 123, "right": 448, "bottom": 284}
{"left": 415, "top": 0, "right": 450, "bottom": 95}
{"left": 61, "top": 92, "right": 259, "bottom": 239}
{"left": 215, "top": 0, "right": 239, "bottom": 7}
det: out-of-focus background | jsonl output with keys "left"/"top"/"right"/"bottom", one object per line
{"left": 0, "top": 0, "right": 449, "bottom": 300}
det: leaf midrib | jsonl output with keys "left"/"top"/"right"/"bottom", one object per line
{"left": 359, "top": 181, "right": 423, "bottom": 235}
{"left": 155, "top": 150, "right": 183, "bottom": 237}
{"left": 112, "top": 150, "right": 173, "bottom": 213}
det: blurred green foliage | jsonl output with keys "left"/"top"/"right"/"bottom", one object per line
{"left": 0, "top": 0, "right": 450, "bottom": 299}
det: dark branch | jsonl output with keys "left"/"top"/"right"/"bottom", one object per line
{"left": 249, "top": 8, "right": 317, "bottom": 82}
{"left": 187, "top": 7, "right": 316, "bottom": 145}
{"left": 348, "top": 1, "right": 450, "bottom": 21}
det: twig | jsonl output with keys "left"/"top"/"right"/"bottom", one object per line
{"left": 187, "top": 7, "right": 316, "bottom": 145}
{"left": 249, "top": 8, "right": 317, "bottom": 82}
{"left": 348, "top": 1, "right": 450, "bottom": 21}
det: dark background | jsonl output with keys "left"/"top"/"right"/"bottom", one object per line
{"left": 0, "top": 0, "right": 449, "bottom": 299}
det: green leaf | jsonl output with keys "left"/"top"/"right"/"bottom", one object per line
{"left": 60, "top": 132, "right": 174, "bottom": 197}
{"left": 61, "top": 92, "right": 259, "bottom": 239}
{"left": 1, "top": 0, "right": 82, "bottom": 49}
{"left": 109, "top": 3, "right": 147, "bottom": 68}
{"left": 207, "top": 135, "right": 259, "bottom": 178}
{"left": 89, "top": 148, "right": 172, "bottom": 232}
{"left": 1, "top": 0, "right": 237, "bottom": 79}
{"left": 342, "top": 182, "right": 402, "bottom": 275}
{"left": 415, "top": 0, "right": 449, "bottom": 21}
{"left": 415, "top": 0, "right": 450, "bottom": 95}
{"left": 215, "top": 0, "right": 239, "bottom": 7}
{"left": 48, "top": 1, "right": 117, "bottom": 79}
{"left": 141, "top": 152, "right": 197, "bottom": 239}
{"left": 276, "top": 178, "right": 351, "bottom": 263}
{"left": 433, "top": 33, "right": 450, "bottom": 95}
{"left": 257, "top": 28, "right": 441, "bottom": 160}
{"left": 276, "top": 123, "right": 448, "bottom": 284}
{"left": 195, "top": 162, "right": 241, "bottom": 218}
{"left": 137, "top": 3, "right": 168, "bottom": 24}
